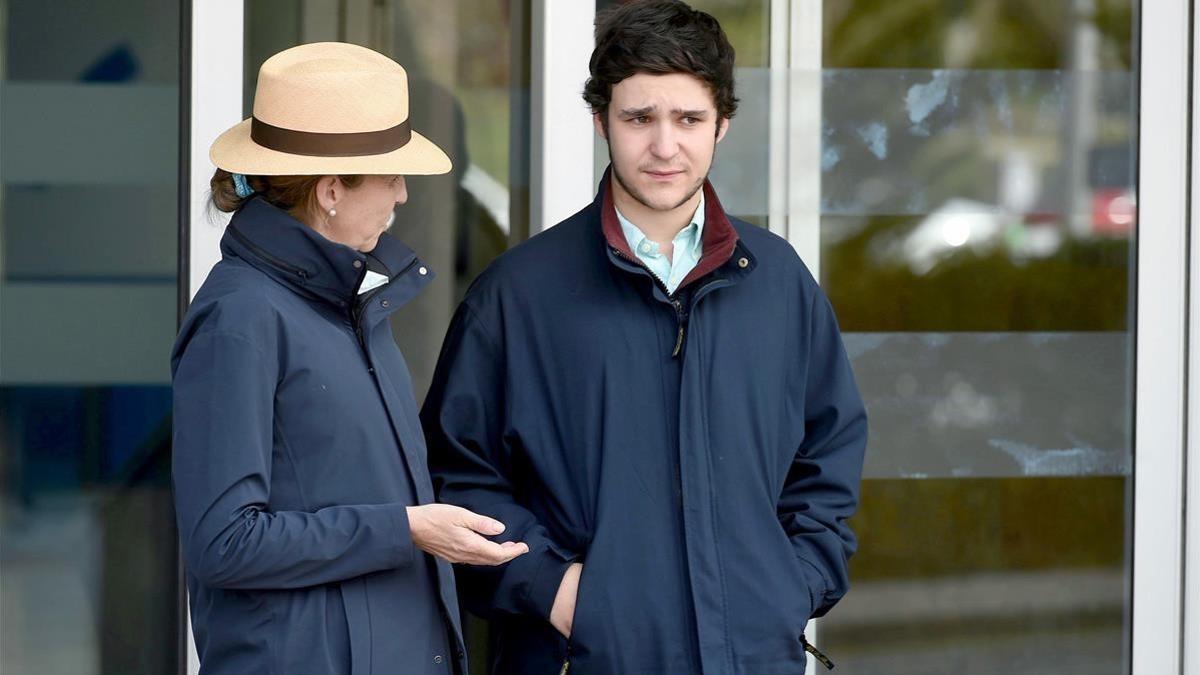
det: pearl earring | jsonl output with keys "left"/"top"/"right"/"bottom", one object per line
{"left": 329, "top": 208, "right": 337, "bottom": 217}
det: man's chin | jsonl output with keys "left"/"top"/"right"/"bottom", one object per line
{"left": 638, "top": 186, "right": 698, "bottom": 212}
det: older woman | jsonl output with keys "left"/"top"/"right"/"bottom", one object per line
{"left": 171, "top": 42, "right": 526, "bottom": 675}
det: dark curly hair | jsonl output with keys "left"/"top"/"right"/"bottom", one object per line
{"left": 583, "top": 1, "right": 738, "bottom": 126}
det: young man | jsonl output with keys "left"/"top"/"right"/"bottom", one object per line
{"left": 422, "top": 2, "right": 867, "bottom": 672}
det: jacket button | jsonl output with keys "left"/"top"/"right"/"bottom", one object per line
{"left": 380, "top": 299, "right": 390, "bottom": 308}
{"left": 352, "top": 259, "right": 363, "bottom": 269}
{"left": 433, "top": 655, "right": 444, "bottom": 664}
{"left": 418, "top": 266, "right": 428, "bottom": 276}
{"left": 737, "top": 257, "right": 749, "bottom": 268}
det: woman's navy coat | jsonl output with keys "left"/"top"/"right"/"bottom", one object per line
{"left": 172, "top": 198, "right": 465, "bottom": 675}
{"left": 422, "top": 174, "right": 868, "bottom": 674}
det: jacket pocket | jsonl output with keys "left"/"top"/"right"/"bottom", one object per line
{"left": 558, "top": 557, "right": 598, "bottom": 674}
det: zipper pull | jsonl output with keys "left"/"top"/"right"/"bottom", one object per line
{"left": 671, "top": 299, "right": 685, "bottom": 358}
{"left": 801, "top": 634, "right": 835, "bottom": 670}
{"left": 559, "top": 640, "right": 573, "bottom": 674}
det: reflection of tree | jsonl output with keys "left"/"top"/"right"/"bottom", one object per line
{"left": 598, "top": 0, "right": 770, "bottom": 67}
{"left": 825, "top": 215, "right": 1130, "bottom": 331}
{"left": 825, "top": 0, "right": 1132, "bottom": 70}
{"left": 821, "top": 2, "right": 1135, "bottom": 334}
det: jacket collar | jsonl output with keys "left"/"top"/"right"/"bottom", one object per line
{"left": 597, "top": 166, "right": 747, "bottom": 293}
{"left": 220, "top": 196, "right": 431, "bottom": 311}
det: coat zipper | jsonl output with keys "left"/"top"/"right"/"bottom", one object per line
{"left": 672, "top": 278, "right": 727, "bottom": 357}
{"left": 610, "top": 246, "right": 686, "bottom": 358}
{"left": 227, "top": 225, "right": 311, "bottom": 280}
{"left": 350, "top": 258, "right": 420, "bottom": 373}
{"left": 801, "top": 633, "right": 835, "bottom": 670}
{"left": 350, "top": 301, "right": 372, "bottom": 372}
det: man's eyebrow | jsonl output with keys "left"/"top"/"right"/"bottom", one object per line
{"left": 616, "top": 106, "right": 711, "bottom": 118}
{"left": 617, "top": 106, "right": 656, "bottom": 118}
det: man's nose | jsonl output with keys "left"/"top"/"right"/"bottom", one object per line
{"left": 648, "top": 122, "right": 679, "bottom": 159}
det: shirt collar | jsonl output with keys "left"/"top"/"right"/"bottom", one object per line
{"left": 614, "top": 191, "right": 706, "bottom": 258}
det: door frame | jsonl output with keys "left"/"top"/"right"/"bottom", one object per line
{"left": 1138, "top": 0, "right": 1190, "bottom": 672}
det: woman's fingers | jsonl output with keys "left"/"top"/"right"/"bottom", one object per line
{"left": 407, "top": 503, "right": 529, "bottom": 565}
{"left": 457, "top": 532, "right": 529, "bottom": 565}
{"left": 467, "top": 514, "right": 506, "bottom": 536}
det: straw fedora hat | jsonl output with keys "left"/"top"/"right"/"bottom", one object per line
{"left": 210, "top": 42, "right": 451, "bottom": 176}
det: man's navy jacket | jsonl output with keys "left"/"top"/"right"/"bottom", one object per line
{"left": 172, "top": 198, "right": 465, "bottom": 675}
{"left": 422, "top": 172, "right": 868, "bottom": 674}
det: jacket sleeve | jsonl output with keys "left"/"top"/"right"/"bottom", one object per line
{"left": 777, "top": 290, "right": 868, "bottom": 618}
{"left": 172, "top": 328, "right": 414, "bottom": 590}
{"left": 421, "top": 302, "right": 576, "bottom": 622}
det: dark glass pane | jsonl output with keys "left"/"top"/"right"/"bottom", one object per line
{"left": 0, "top": 1, "right": 182, "bottom": 673}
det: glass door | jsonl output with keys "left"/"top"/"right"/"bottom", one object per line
{"left": 1, "top": 1, "right": 184, "bottom": 673}
{"left": 809, "top": 2, "right": 1138, "bottom": 673}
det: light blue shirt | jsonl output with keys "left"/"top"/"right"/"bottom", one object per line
{"left": 616, "top": 193, "right": 705, "bottom": 295}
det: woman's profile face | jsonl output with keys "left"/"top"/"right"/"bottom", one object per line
{"left": 321, "top": 175, "right": 408, "bottom": 252}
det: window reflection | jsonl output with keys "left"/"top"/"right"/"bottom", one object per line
{"left": 0, "top": 1, "right": 181, "bottom": 673}
{"left": 821, "top": 2, "right": 1135, "bottom": 672}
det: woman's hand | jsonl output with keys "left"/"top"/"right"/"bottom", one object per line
{"left": 406, "top": 504, "right": 529, "bottom": 565}
{"left": 550, "top": 562, "right": 583, "bottom": 638}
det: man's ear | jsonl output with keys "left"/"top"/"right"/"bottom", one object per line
{"left": 716, "top": 117, "right": 730, "bottom": 143}
{"left": 593, "top": 112, "right": 608, "bottom": 139}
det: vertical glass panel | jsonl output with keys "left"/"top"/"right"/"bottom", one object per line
{"left": 243, "top": 3, "right": 531, "bottom": 671}
{"left": 0, "top": 1, "right": 182, "bottom": 673}
{"left": 819, "top": 2, "right": 1136, "bottom": 673}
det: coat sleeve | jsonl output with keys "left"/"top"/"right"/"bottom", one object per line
{"left": 172, "top": 328, "right": 414, "bottom": 590}
{"left": 421, "top": 302, "right": 576, "bottom": 622}
{"left": 777, "top": 290, "right": 868, "bottom": 618}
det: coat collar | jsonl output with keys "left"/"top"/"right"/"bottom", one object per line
{"left": 220, "top": 196, "right": 431, "bottom": 312}
{"left": 597, "top": 166, "right": 748, "bottom": 293}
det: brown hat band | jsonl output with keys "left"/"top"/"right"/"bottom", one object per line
{"left": 250, "top": 117, "right": 412, "bottom": 157}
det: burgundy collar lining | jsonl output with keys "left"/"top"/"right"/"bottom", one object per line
{"left": 600, "top": 175, "right": 740, "bottom": 292}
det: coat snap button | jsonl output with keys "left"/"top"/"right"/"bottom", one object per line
{"left": 380, "top": 299, "right": 390, "bottom": 308}
{"left": 418, "top": 266, "right": 428, "bottom": 276}
{"left": 433, "top": 655, "right": 444, "bottom": 664}
{"left": 352, "top": 259, "right": 362, "bottom": 269}
{"left": 737, "top": 257, "right": 749, "bottom": 268}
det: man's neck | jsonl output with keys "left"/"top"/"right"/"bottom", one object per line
{"left": 611, "top": 176, "right": 702, "bottom": 245}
